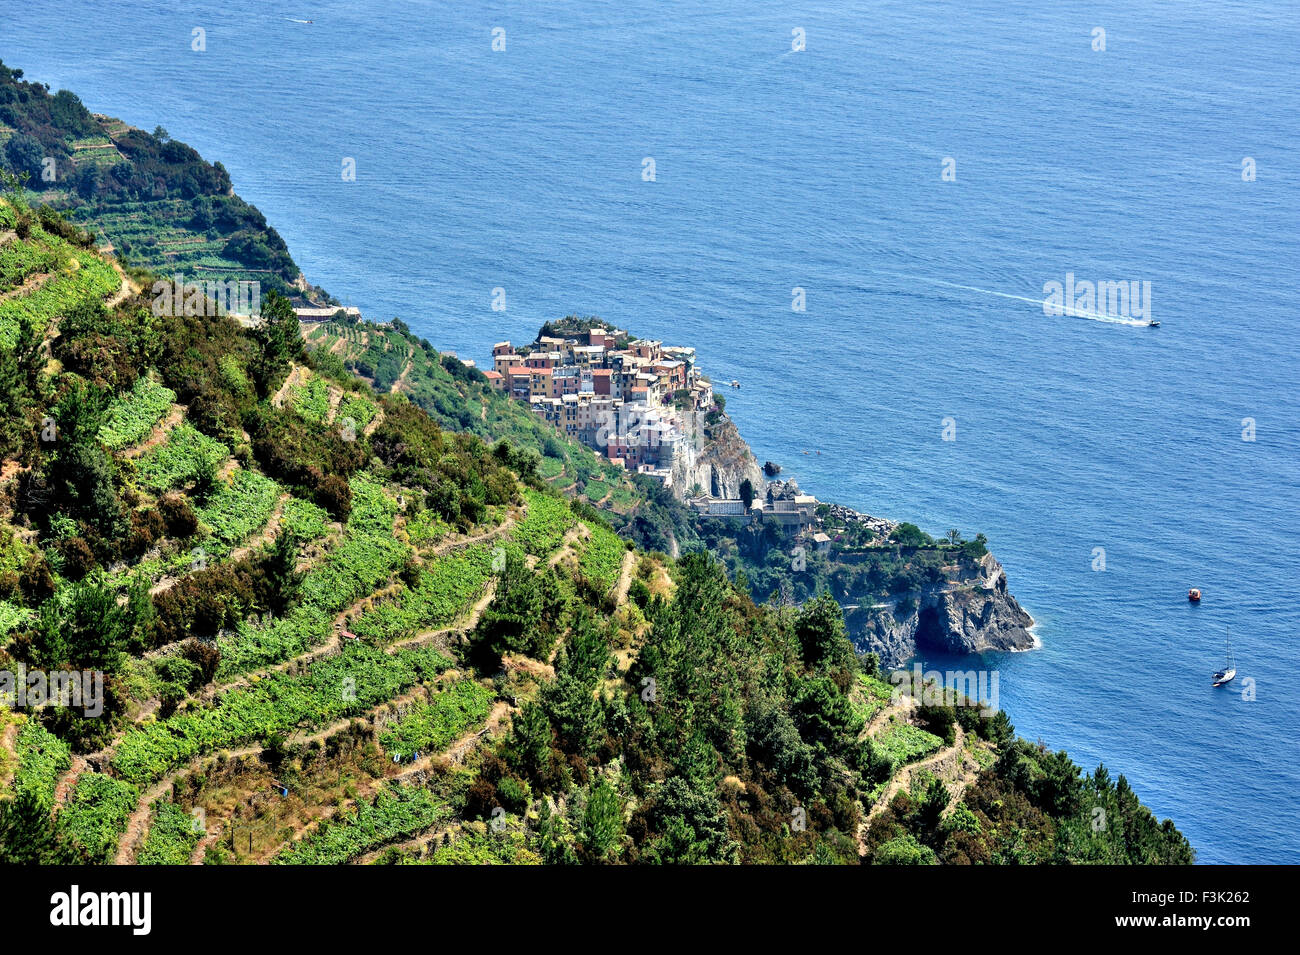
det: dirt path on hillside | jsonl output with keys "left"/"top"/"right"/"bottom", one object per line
{"left": 547, "top": 525, "right": 588, "bottom": 570}
{"left": 862, "top": 694, "right": 916, "bottom": 740}
{"left": 426, "top": 513, "right": 516, "bottom": 558}
{"left": 0, "top": 720, "right": 19, "bottom": 791}
{"left": 106, "top": 257, "right": 137, "bottom": 308}
{"left": 52, "top": 755, "right": 88, "bottom": 808}
{"left": 271, "top": 364, "right": 309, "bottom": 409}
{"left": 864, "top": 725, "right": 966, "bottom": 825}
{"left": 390, "top": 349, "right": 414, "bottom": 394}
{"left": 120, "top": 405, "right": 185, "bottom": 460}
{"left": 612, "top": 549, "right": 636, "bottom": 606}
{"left": 857, "top": 725, "right": 983, "bottom": 857}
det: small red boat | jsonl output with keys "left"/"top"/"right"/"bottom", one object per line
{"left": 1188, "top": 588, "right": 1202, "bottom": 602}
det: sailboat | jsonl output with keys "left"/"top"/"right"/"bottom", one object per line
{"left": 1212, "top": 631, "right": 1236, "bottom": 687}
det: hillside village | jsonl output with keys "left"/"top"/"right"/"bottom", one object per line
{"left": 485, "top": 323, "right": 710, "bottom": 486}
{"left": 483, "top": 322, "right": 898, "bottom": 547}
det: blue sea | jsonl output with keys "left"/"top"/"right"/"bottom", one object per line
{"left": 5, "top": 0, "right": 1297, "bottom": 864}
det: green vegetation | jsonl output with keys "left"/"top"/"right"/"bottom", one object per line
{"left": 513, "top": 489, "right": 575, "bottom": 557}
{"left": 393, "top": 828, "right": 540, "bottom": 865}
{"left": 111, "top": 643, "right": 451, "bottom": 785}
{"left": 274, "top": 784, "right": 451, "bottom": 865}
{"left": 194, "top": 468, "right": 280, "bottom": 551}
{"left": 0, "top": 76, "right": 1193, "bottom": 867}
{"left": 852, "top": 672, "right": 895, "bottom": 725}
{"left": 0, "top": 600, "right": 34, "bottom": 639}
{"left": 862, "top": 733, "right": 1195, "bottom": 865}
{"left": 874, "top": 722, "right": 944, "bottom": 767}
{"left": 11, "top": 718, "right": 71, "bottom": 806}
{"left": 577, "top": 521, "right": 626, "bottom": 593}
{"left": 97, "top": 374, "right": 175, "bottom": 449}
{"left": 138, "top": 799, "right": 203, "bottom": 865}
{"left": 0, "top": 59, "right": 313, "bottom": 299}
{"left": 351, "top": 545, "right": 496, "bottom": 643}
{"left": 0, "top": 240, "right": 118, "bottom": 347}
{"left": 378, "top": 679, "right": 494, "bottom": 756}
{"left": 287, "top": 374, "right": 330, "bottom": 424}
{"left": 295, "top": 476, "right": 407, "bottom": 611}
{"left": 280, "top": 495, "right": 331, "bottom": 541}
{"left": 337, "top": 393, "right": 377, "bottom": 430}
{"left": 56, "top": 772, "right": 138, "bottom": 863}
{"left": 134, "top": 421, "right": 227, "bottom": 492}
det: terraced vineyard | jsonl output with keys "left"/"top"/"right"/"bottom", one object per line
{"left": 286, "top": 374, "right": 331, "bottom": 424}
{"left": 280, "top": 496, "right": 332, "bottom": 541}
{"left": 513, "top": 489, "right": 576, "bottom": 557}
{"left": 97, "top": 375, "right": 177, "bottom": 450}
{"left": 194, "top": 468, "right": 281, "bottom": 553}
{"left": 0, "top": 191, "right": 1194, "bottom": 868}
{"left": 111, "top": 643, "right": 453, "bottom": 786}
{"left": 0, "top": 226, "right": 119, "bottom": 346}
{"left": 578, "top": 521, "right": 627, "bottom": 593}
{"left": 10, "top": 719, "right": 70, "bottom": 806}
{"left": 56, "top": 772, "right": 139, "bottom": 863}
{"left": 133, "top": 421, "right": 228, "bottom": 492}
{"left": 273, "top": 785, "right": 452, "bottom": 865}
{"left": 875, "top": 722, "right": 945, "bottom": 767}
{"left": 349, "top": 544, "right": 499, "bottom": 643}
{"left": 138, "top": 799, "right": 203, "bottom": 865}
{"left": 377, "top": 679, "right": 494, "bottom": 756}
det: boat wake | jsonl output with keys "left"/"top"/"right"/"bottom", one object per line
{"left": 889, "top": 274, "right": 1152, "bottom": 327}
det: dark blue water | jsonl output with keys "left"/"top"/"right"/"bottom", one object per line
{"left": 6, "top": 0, "right": 1297, "bottom": 863}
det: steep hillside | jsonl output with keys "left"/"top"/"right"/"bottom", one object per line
{"left": 0, "top": 59, "right": 325, "bottom": 303}
{"left": 0, "top": 187, "right": 1192, "bottom": 865}
{"left": 302, "top": 317, "right": 1034, "bottom": 665}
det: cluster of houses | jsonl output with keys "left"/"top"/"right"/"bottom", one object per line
{"left": 484, "top": 325, "right": 714, "bottom": 486}
{"left": 482, "top": 325, "right": 842, "bottom": 558}
{"left": 687, "top": 485, "right": 826, "bottom": 549}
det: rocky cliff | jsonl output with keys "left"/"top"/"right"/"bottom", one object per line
{"left": 844, "top": 552, "right": 1036, "bottom": 667}
{"left": 669, "top": 409, "right": 765, "bottom": 501}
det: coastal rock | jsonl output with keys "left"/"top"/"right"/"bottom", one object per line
{"left": 669, "top": 409, "right": 765, "bottom": 500}
{"left": 845, "top": 553, "right": 1035, "bottom": 667}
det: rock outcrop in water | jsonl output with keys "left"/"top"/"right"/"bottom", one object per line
{"left": 844, "top": 552, "right": 1036, "bottom": 667}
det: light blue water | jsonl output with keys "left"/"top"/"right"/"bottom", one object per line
{"left": 6, "top": 0, "right": 1297, "bottom": 863}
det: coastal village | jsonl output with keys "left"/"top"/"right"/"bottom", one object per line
{"left": 479, "top": 321, "right": 897, "bottom": 549}
{"left": 483, "top": 323, "right": 708, "bottom": 486}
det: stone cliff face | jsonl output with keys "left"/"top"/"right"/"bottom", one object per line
{"left": 669, "top": 410, "right": 764, "bottom": 501}
{"left": 661, "top": 403, "right": 1035, "bottom": 667}
{"left": 843, "top": 553, "right": 1036, "bottom": 667}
